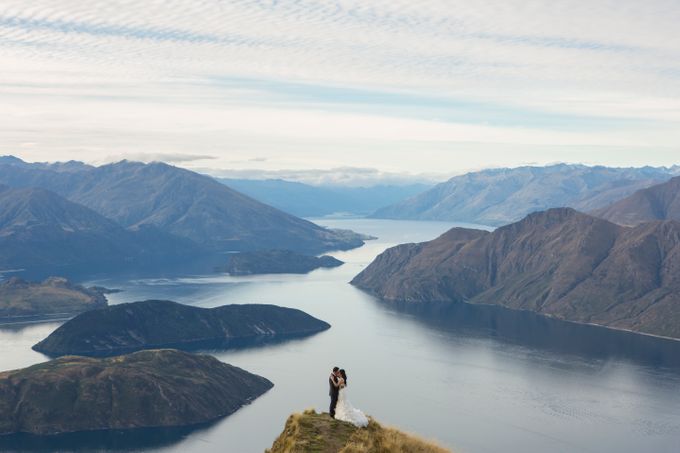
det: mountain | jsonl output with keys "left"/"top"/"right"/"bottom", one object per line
{"left": 371, "top": 164, "right": 675, "bottom": 226}
{"left": 266, "top": 410, "right": 450, "bottom": 453}
{"left": 0, "top": 277, "right": 107, "bottom": 321}
{"left": 218, "top": 178, "right": 431, "bottom": 217}
{"left": 592, "top": 176, "right": 680, "bottom": 226}
{"left": 219, "top": 250, "right": 343, "bottom": 275}
{"left": 0, "top": 349, "right": 272, "bottom": 435}
{"left": 0, "top": 157, "right": 365, "bottom": 254}
{"left": 0, "top": 185, "right": 201, "bottom": 273}
{"left": 33, "top": 300, "right": 331, "bottom": 356}
{"left": 352, "top": 208, "right": 680, "bottom": 339}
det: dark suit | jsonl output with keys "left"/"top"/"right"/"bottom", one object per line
{"left": 329, "top": 374, "right": 339, "bottom": 417}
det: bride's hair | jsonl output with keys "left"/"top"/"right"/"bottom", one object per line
{"left": 340, "top": 369, "right": 347, "bottom": 386}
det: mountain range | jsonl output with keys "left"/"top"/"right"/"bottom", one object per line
{"left": 353, "top": 208, "right": 680, "bottom": 339}
{"left": 218, "top": 178, "right": 430, "bottom": 217}
{"left": 0, "top": 156, "right": 366, "bottom": 274}
{"left": 372, "top": 164, "right": 678, "bottom": 226}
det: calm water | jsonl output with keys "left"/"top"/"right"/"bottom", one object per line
{"left": 1, "top": 219, "right": 680, "bottom": 453}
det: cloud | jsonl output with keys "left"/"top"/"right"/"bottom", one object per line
{"left": 202, "top": 166, "right": 443, "bottom": 187}
{"left": 99, "top": 153, "right": 217, "bottom": 164}
{"left": 0, "top": 1, "right": 679, "bottom": 172}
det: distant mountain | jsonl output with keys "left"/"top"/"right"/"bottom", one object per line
{"left": 218, "top": 178, "right": 430, "bottom": 217}
{"left": 267, "top": 410, "right": 450, "bottom": 453}
{"left": 0, "top": 277, "right": 107, "bottom": 321}
{"left": 353, "top": 208, "right": 680, "bottom": 339}
{"left": 220, "top": 250, "right": 343, "bottom": 275}
{"left": 0, "top": 349, "right": 273, "bottom": 435}
{"left": 0, "top": 185, "right": 201, "bottom": 273}
{"left": 592, "top": 176, "right": 680, "bottom": 226}
{"left": 371, "top": 164, "right": 676, "bottom": 226}
{"left": 0, "top": 157, "right": 365, "bottom": 254}
{"left": 33, "top": 300, "right": 331, "bottom": 357}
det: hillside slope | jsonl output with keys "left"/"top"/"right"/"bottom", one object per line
{"left": 353, "top": 208, "right": 680, "bottom": 339}
{"left": 0, "top": 185, "right": 199, "bottom": 271}
{"left": 592, "top": 176, "right": 680, "bottom": 226}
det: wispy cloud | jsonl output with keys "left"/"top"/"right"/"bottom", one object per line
{"left": 0, "top": 1, "right": 679, "bottom": 174}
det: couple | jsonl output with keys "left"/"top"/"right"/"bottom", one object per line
{"left": 328, "top": 366, "right": 368, "bottom": 427}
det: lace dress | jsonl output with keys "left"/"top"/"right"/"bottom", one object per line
{"left": 335, "top": 385, "right": 368, "bottom": 427}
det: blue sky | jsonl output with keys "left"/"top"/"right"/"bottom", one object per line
{"left": 1, "top": 1, "right": 679, "bottom": 185}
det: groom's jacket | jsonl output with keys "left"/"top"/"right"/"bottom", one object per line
{"left": 329, "top": 375, "right": 339, "bottom": 397}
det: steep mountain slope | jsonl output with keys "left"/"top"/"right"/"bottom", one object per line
{"left": 371, "top": 164, "right": 675, "bottom": 226}
{"left": 0, "top": 157, "right": 364, "bottom": 253}
{"left": 353, "top": 208, "right": 680, "bottom": 339}
{"left": 0, "top": 185, "right": 200, "bottom": 271}
{"left": 0, "top": 350, "right": 272, "bottom": 435}
{"left": 592, "top": 176, "right": 680, "bottom": 226}
{"left": 219, "top": 178, "right": 430, "bottom": 217}
{"left": 34, "top": 299, "right": 331, "bottom": 356}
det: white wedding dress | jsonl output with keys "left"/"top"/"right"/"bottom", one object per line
{"left": 335, "top": 386, "right": 369, "bottom": 427}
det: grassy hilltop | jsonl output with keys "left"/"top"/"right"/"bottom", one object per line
{"left": 266, "top": 410, "right": 450, "bottom": 453}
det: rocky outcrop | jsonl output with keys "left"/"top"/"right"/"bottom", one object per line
{"left": 593, "top": 176, "right": 680, "bottom": 226}
{"left": 0, "top": 277, "right": 107, "bottom": 321}
{"left": 353, "top": 208, "right": 680, "bottom": 339}
{"left": 0, "top": 349, "right": 272, "bottom": 435}
{"left": 266, "top": 410, "right": 450, "bottom": 453}
{"left": 220, "top": 250, "right": 343, "bottom": 275}
{"left": 33, "top": 300, "right": 331, "bottom": 356}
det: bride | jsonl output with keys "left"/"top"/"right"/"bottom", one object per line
{"left": 334, "top": 369, "right": 369, "bottom": 427}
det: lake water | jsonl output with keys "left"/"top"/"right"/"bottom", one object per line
{"left": 1, "top": 219, "right": 680, "bottom": 453}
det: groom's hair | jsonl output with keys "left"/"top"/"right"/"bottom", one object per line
{"left": 332, "top": 367, "right": 339, "bottom": 372}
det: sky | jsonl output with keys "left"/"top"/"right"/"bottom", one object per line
{"left": 1, "top": 1, "right": 680, "bottom": 185}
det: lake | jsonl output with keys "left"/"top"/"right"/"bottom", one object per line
{"left": 1, "top": 219, "right": 680, "bottom": 453}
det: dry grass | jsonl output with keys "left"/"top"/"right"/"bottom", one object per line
{"left": 266, "top": 410, "right": 451, "bottom": 453}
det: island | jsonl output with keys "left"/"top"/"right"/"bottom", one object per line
{"left": 352, "top": 207, "right": 680, "bottom": 340}
{"left": 0, "top": 349, "right": 272, "bottom": 435}
{"left": 33, "top": 299, "right": 331, "bottom": 357}
{"left": 266, "top": 410, "right": 450, "bottom": 453}
{"left": 0, "top": 277, "right": 107, "bottom": 322}
{"left": 219, "top": 249, "right": 343, "bottom": 275}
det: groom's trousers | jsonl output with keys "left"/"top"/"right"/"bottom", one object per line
{"left": 329, "top": 393, "right": 338, "bottom": 418}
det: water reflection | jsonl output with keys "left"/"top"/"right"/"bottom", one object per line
{"left": 0, "top": 422, "right": 219, "bottom": 452}
{"left": 384, "top": 300, "right": 680, "bottom": 370}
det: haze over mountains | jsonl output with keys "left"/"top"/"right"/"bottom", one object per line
{"left": 372, "top": 164, "right": 679, "bottom": 226}
{"left": 353, "top": 208, "right": 680, "bottom": 339}
{"left": 0, "top": 156, "right": 366, "bottom": 275}
{"left": 219, "top": 178, "right": 430, "bottom": 217}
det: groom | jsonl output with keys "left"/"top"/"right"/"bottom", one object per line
{"left": 329, "top": 366, "right": 340, "bottom": 418}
